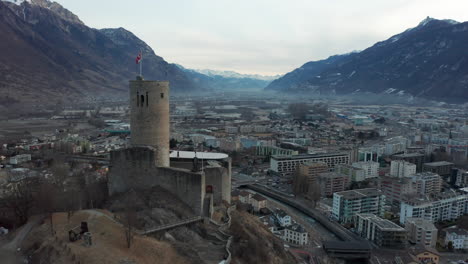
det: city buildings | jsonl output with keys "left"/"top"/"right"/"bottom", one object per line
{"left": 422, "top": 161, "right": 454, "bottom": 177}
{"left": 411, "top": 172, "right": 443, "bottom": 196}
{"left": 455, "top": 169, "right": 468, "bottom": 187}
{"left": 355, "top": 213, "right": 407, "bottom": 249}
{"left": 332, "top": 188, "right": 386, "bottom": 223}
{"left": 317, "top": 172, "right": 350, "bottom": 197}
{"left": 273, "top": 209, "right": 291, "bottom": 227}
{"left": 379, "top": 176, "right": 416, "bottom": 206}
{"left": 405, "top": 218, "right": 438, "bottom": 248}
{"left": 352, "top": 161, "right": 379, "bottom": 179}
{"left": 336, "top": 164, "right": 365, "bottom": 182}
{"left": 390, "top": 160, "right": 416, "bottom": 178}
{"left": 444, "top": 227, "right": 468, "bottom": 249}
{"left": 239, "top": 191, "right": 251, "bottom": 204}
{"left": 281, "top": 224, "right": 308, "bottom": 246}
{"left": 392, "top": 153, "right": 425, "bottom": 172}
{"left": 270, "top": 153, "right": 350, "bottom": 177}
{"left": 293, "top": 162, "right": 328, "bottom": 195}
{"left": 400, "top": 193, "right": 468, "bottom": 224}
{"left": 251, "top": 193, "right": 267, "bottom": 212}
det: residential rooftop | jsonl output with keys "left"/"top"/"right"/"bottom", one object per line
{"left": 335, "top": 188, "right": 383, "bottom": 199}
{"left": 393, "top": 153, "right": 425, "bottom": 158}
{"left": 272, "top": 152, "right": 349, "bottom": 161}
{"left": 423, "top": 161, "right": 454, "bottom": 167}
{"left": 357, "top": 213, "right": 405, "bottom": 231}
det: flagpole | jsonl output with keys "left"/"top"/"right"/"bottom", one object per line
{"left": 139, "top": 49, "right": 142, "bottom": 77}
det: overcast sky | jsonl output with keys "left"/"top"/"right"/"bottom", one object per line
{"left": 56, "top": 0, "right": 468, "bottom": 75}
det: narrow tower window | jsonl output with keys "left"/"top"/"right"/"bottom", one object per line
{"left": 160, "top": 93, "right": 164, "bottom": 99}
{"left": 137, "top": 92, "right": 139, "bottom": 107}
{"left": 146, "top": 92, "right": 148, "bottom": 107}
{"left": 141, "top": 94, "right": 145, "bottom": 106}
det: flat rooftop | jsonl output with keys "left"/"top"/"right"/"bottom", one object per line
{"left": 272, "top": 152, "right": 349, "bottom": 161}
{"left": 423, "top": 161, "right": 454, "bottom": 167}
{"left": 335, "top": 188, "right": 382, "bottom": 199}
{"left": 393, "top": 153, "right": 425, "bottom": 158}
{"left": 357, "top": 214, "right": 405, "bottom": 231}
{"left": 170, "top": 151, "right": 228, "bottom": 160}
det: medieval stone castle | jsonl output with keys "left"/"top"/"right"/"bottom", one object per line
{"left": 108, "top": 76, "right": 231, "bottom": 215}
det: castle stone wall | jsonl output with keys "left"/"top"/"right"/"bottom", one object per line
{"left": 108, "top": 147, "right": 205, "bottom": 215}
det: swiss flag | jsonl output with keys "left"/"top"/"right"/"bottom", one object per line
{"left": 136, "top": 52, "right": 142, "bottom": 64}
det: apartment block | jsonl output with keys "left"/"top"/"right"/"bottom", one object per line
{"left": 318, "top": 172, "right": 350, "bottom": 197}
{"left": 379, "top": 176, "right": 416, "bottom": 206}
{"left": 355, "top": 213, "right": 407, "bottom": 249}
{"left": 390, "top": 160, "right": 416, "bottom": 178}
{"left": 405, "top": 217, "right": 438, "bottom": 248}
{"left": 411, "top": 172, "right": 443, "bottom": 196}
{"left": 336, "top": 164, "right": 366, "bottom": 182}
{"left": 271, "top": 153, "right": 349, "bottom": 177}
{"left": 332, "top": 188, "right": 386, "bottom": 224}
{"left": 392, "top": 153, "right": 425, "bottom": 172}
{"left": 422, "top": 161, "right": 454, "bottom": 176}
{"left": 352, "top": 161, "right": 379, "bottom": 179}
{"left": 293, "top": 162, "right": 328, "bottom": 195}
{"left": 400, "top": 193, "right": 468, "bottom": 224}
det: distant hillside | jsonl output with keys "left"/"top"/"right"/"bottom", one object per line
{"left": 0, "top": 0, "right": 205, "bottom": 107}
{"left": 266, "top": 53, "right": 354, "bottom": 91}
{"left": 266, "top": 17, "right": 468, "bottom": 103}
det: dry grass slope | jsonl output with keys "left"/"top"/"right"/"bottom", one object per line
{"left": 22, "top": 210, "right": 191, "bottom": 264}
{"left": 229, "top": 210, "right": 296, "bottom": 264}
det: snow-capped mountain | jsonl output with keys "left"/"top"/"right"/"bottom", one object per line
{"left": 193, "top": 69, "right": 281, "bottom": 81}
{"left": 176, "top": 65, "right": 273, "bottom": 90}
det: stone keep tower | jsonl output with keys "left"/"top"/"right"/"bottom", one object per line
{"left": 129, "top": 76, "right": 170, "bottom": 167}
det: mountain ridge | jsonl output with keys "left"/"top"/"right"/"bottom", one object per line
{"left": 0, "top": 0, "right": 210, "bottom": 108}
{"left": 266, "top": 17, "right": 468, "bottom": 103}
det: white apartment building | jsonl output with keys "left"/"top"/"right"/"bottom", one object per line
{"left": 282, "top": 224, "right": 308, "bottom": 246}
{"left": 274, "top": 209, "right": 291, "bottom": 227}
{"left": 390, "top": 160, "right": 416, "bottom": 178}
{"left": 332, "top": 188, "right": 386, "bottom": 223}
{"left": 352, "top": 161, "right": 379, "bottom": 179}
{"left": 271, "top": 153, "right": 350, "bottom": 176}
{"left": 405, "top": 217, "right": 438, "bottom": 248}
{"left": 444, "top": 227, "right": 468, "bottom": 249}
{"left": 400, "top": 194, "right": 468, "bottom": 224}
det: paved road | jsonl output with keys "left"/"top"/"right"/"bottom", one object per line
{"left": 0, "top": 215, "right": 44, "bottom": 264}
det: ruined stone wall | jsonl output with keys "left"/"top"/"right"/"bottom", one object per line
{"left": 108, "top": 147, "right": 205, "bottom": 215}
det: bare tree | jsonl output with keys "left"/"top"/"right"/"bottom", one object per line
{"left": 37, "top": 181, "right": 57, "bottom": 235}
{"left": 123, "top": 193, "right": 137, "bottom": 248}
{"left": 5, "top": 179, "right": 35, "bottom": 225}
{"left": 307, "top": 181, "right": 321, "bottom": 208}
